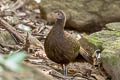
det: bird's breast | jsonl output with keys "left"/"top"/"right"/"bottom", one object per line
{"left": 45, "top": 34, "right": 70, "bottom": 64}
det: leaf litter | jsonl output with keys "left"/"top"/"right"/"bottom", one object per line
{"left": 0, "top": 0, "right": 107, "bottom": 80}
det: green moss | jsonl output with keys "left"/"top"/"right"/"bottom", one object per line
{"left": 101, "top": 50, "right": 120, "bottom": 66}
{"left": 87, "top": 36, "right": 103, "bottom": 47}
{"left": 112, "top": 44, "right": 120, "bottom": 49}
{"left": 103, "top": 40, "right": 120, "bottom": 49}
{"left": 114, "top": 31, "right": 120, "bottom": 36}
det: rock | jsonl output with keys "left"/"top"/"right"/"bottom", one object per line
{"left": 73, "top": 77, "right": 88, "bottom": 80}
{"left": 106, "top": 22, "right": 120, "bottom": 31}
{"left": 39, "top": 0, "right": 120, "bottom": 32}
{"left": 87, "top": 22, "right": 120, "bottom": 80}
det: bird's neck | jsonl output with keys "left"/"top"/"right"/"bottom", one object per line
{"left": 54, "top": 19, "right": 65, "bottom": 31}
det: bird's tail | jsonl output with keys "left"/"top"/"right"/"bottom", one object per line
{"left": 78, "top": 37, "right": 97, "bottom": 65}
{"left": 79, "top": 46, "right": 93, "bottom": 64}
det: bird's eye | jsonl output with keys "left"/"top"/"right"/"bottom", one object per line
{"left": 56, "top": 13, "right": 60, "bottom": 16}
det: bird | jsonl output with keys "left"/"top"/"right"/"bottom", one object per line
{"left": 44, "top": 10, "right": 86, "bottom": 76}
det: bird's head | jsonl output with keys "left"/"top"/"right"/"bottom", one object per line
{"left": 47, "top": 10, "right": 66, "bottom": 24}
{"left": 53, "top": 10, "right": 66, "bottom": 20}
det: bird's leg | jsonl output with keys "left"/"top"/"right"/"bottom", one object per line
{"left": 64, "top": 64, "right": 68, "bottom": 76}
{"left": 61, "top": 64, "right": 64, "bottom": 70}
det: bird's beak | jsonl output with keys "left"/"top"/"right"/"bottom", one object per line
{"left": 55, "top": 13, "right": 59, "bottom": 17}
{"left": 55, "top": 13, "right": 62, "bottom": 19}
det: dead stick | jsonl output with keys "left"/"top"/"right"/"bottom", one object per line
{"left": 0, "top": 17, "right": 25, "bottom": 44}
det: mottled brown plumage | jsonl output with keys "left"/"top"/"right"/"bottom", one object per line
{"left": 44, "top": 10, "right": 84, "bottom": 76}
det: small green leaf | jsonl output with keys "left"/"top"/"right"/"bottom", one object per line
{"left": 34, "top": 0, "right": 41, "bottom": 3}
{"left": 0, "top": 54, "right": 5, "bottom": 64}
{"left": 18, "top": 24, "right": 32, "bottom": 31}
{"left": 5, "top": 51, "right": 27, "bottom": 72}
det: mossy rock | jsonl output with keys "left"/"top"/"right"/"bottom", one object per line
{"left": 87, "top": 25, "right": 120, "bottom": 80}
{"left": 101, "top": 49, "right": 120, "bottom": 80}
{"left": 87, "top": 30, "right": 120, "bottom": 48}
{"left": 106, "top": 22, "right": 120, "bottom": 31}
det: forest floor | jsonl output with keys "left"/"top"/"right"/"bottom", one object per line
{"left": 0, "top": 0, "right": 107, "bottom": 80}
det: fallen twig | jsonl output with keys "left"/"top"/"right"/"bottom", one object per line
{"left": 0, "top": 17, "right": 25, "bottom": 44}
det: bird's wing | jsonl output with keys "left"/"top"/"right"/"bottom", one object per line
{"left": 64, "top": 31, "right": 80, "bottom": 54}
